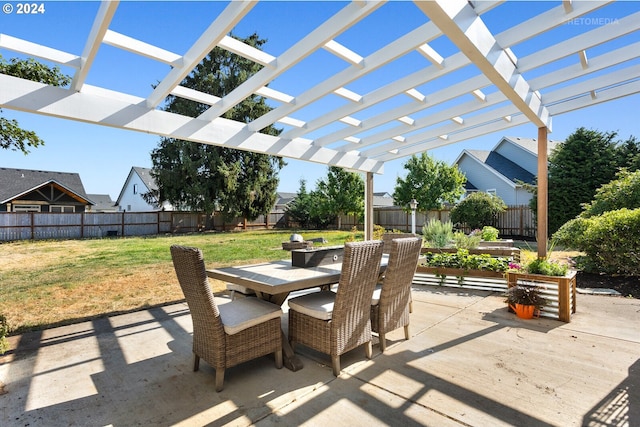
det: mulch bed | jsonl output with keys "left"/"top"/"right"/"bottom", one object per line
{"left": 576, "top": 271, "right": 640, "bottom": 299}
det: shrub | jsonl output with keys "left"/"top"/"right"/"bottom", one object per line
{"left": 481, "top": 226, "right": 499, "bottom": 241}
{"left": 450, "top": 192, "right": 507, "bottom": 230}
{"left": 580, "top": 169, "right": 640, "bottom": 218}
{"left": 552, "top": 217, "right": 590, "bottom": 250}
{"left": 580, "top": 208, "right": 640, "bottom": 275}
{"left": 453, "top": 231, "right": 481, "bottom": 249}
{"left": 422, "top": 219, "right": 453, "bottom": 248}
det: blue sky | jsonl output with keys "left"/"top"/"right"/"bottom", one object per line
{"left": 1, "top": 1, "right": 639, "bottom": 200}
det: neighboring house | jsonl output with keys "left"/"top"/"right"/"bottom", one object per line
{"left": 86, "top": 194, "right": 118, "bottom": 212}
{"left": 0, "top": 167, "right": 92, "bottom": 212}
{"left": 454, "top": 136, "right": 561, "bottom": 206}
{"left": 116, "top": 167, "right": 173, "bottom": 212}
{"left": 273, "top": 192, "right": 297, "bottom": 213}
{"left": 373, "top": 192, "right": 395, "bottom": 208}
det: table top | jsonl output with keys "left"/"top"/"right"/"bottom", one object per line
{"left": 207, "top": 254, "right": 388, "bottom": 296}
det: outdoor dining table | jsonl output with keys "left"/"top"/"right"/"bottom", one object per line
{"left": 206, "top": 254, "right": 389, "bottom": 371}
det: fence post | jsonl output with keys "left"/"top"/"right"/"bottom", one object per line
{"left": 121, "top": 212, "right": 125, "bottom": 237}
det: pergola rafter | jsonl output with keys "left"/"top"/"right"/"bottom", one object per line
{"left": 1, "top": 0, "right": 639, "bottom": 251}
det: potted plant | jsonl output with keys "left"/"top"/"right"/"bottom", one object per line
{"left": 504, "top": 284, "right": 547, "bottom": 319}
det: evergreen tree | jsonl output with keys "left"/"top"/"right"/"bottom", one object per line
{"left": 147, "top": 33, "right": 285, "bottom": 220}
{"left": 530, "top": 127, "right": 619, "bottom": 234}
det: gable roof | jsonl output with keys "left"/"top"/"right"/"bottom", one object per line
{"left": 0, "top": 167, "right": 91, "bottom": 204}
{"left": 115, "top": 166, "right": 158, "bottom": 205}
{"left": 132, "top": 167, "right": 158, "bottom": 192}
{"left": 496, "top": 136, "right": 562, "bottom": 156}
{"left": 87, "top": 194, "right": 116, "bottom": 211}
{"left": 466, "top": 150, "right": 536, "bottom": 185}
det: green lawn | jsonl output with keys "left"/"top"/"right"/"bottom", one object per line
{"left": 0, "top": 230, "right": 357, "bottom": 334}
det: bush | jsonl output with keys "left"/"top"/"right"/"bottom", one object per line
{"left": 481, "top": 226, "right": 499, "bottom": 241}
{"left": 580, "top": 208, "right": 640, "bottom": 275}
{"left": 552, "top": 217, "right": 590, "bottom": 250}
{"left": 450, "top": 192, "right": 507, "bottom": 230}
{"left": 580, "top": 169, "right": 640, "bottom": 217}
{"left": 453, "top": 231, "right": 481, "bottom": 249}
{"left": 422, "top": 219, "right": 453, "bottom": 248}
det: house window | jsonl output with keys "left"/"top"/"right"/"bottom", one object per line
{"left": 50, "top": 205, "right": 75, "bottom": 213}
{"left": 13, "top": 205, "right": 41, "bottom": 212}
{"left": 133, "top": 184, "right": 138, "bottom": 195}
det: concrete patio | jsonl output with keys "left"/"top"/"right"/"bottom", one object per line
{"left": 1, "top": 285, "right": 638, "bottom": 426}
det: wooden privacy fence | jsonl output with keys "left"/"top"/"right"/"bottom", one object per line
{"left": 0, "top": 205, "right": 535, "bottom": 241}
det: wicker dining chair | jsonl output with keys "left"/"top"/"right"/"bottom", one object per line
{"left": 370, "top": 237, "right": 422, "bottom": 352}
{"left": 170, "top": 245, "right": 283, "bottom": 392}
{"left": 288, "top": 240, "right": 384, "bottom": 376}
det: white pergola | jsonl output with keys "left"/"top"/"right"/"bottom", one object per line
{"left": 1, "top": 0, "right": 639, "bottom": 256}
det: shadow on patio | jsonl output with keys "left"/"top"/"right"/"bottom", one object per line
{"left": 1, "top": 287, "right": 638, "bottom": 426}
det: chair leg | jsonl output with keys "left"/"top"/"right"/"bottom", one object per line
{"left": 409, "top": 294, "right": 413, "bottom": 313}
{"left": 229, "top": 290, "right": 236, "bottom": 300}
{"left": 193, "top": 354, "right": 200, "bottom": 371}
{"left": 332, "top": 355, "right": 341, "bottom": 376}
{"left": 379, "top": 333, "right": 387, "bottom": 352}
{"left": 275, "top": 348, "right": 283, "bottom": 369}
{"left": 365, "top": 341, "right": 373, "bottom": 359}
{"left": 404, "top": 325, "right": 410, "bottom": 340}
{"left": 215, "top": 368, "right": 225, "bottom": 392}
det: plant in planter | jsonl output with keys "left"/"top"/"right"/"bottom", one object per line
{"left": 504, "top": 284, "right": 548, "bottom": 319}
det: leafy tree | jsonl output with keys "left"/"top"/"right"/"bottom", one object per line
{"left": 450, "top": 192, "right": 507, "bottom": 230}
{"left": 530, "top": 127, "right": 620, "bottom": 235}
{"left": 0, "top": 55, "right": 70, "bottom": 154}
{"left": 147, "top": 33, "right": 285, "bottom": 220}
{"left": 393, "top": 153, "right": 466, "bottom": 212}
{"left": 316, "top": 166, "right": 364, "bottom": 229}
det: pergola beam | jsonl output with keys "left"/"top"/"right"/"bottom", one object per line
{"left": 0, "top": 74, "right": 384, "bottom": 174}
{"left": 416, "top": 0, "right": 551, "bottom": 131}
{"left": 71, "top": 1, "right": 118, "bottom": 91}
{"left": 145, "top": 0, "right": 255, "bottom": 109}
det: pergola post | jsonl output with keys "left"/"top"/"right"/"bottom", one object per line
{"left": 365, "top": 172, "right": 374, "bottom": 241}
{"left": 537, "top": 127, "right": 549, "bottom": 259}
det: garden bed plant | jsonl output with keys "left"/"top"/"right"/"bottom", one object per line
{"left": 421, "top": 249, "right": 511, "bottom": 272}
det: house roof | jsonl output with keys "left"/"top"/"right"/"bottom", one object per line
{"left": 115, "top": 166, "right": 158, "bottom": 205}
{"left": 0, "top": 167, "right": 91, "bottom": 204}
{"left": 87, "top": 194, "right": 116, "bottom": 211}
{"left": 496, "top": 136, "right": 562, "bottom": 156}
{"left": 466, "top": 150, "right": 536, "bottom": 185}
{"left": 1, "top": 1, "right": 637, "bottom": 175}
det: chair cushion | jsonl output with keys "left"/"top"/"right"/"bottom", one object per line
{"left": 287, "top": 290, "right": 336, "bottom": 321}
{"left": 371, "top": 283, "right": 382, "bottom": 306}
{"left": 218, "top": 298, "right": 282, "bottom": 335}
